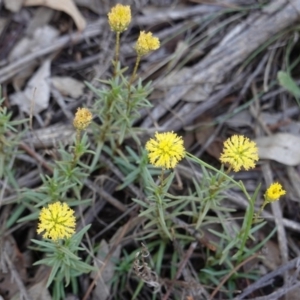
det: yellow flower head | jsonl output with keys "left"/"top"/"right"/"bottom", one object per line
{"left": 265, "top": 182, "right": 286, "bottom": 202}
{"left": 108, "top": 4, "right": 131, "bottom": 33}
{"left": 220, "top": 135, "right": 259, "bottom": 172}
{"left": 73, "top": 107, "right": 92, "bottom": 130}
{"left": 145, "top": 131, "right": 185, "bottom": 169}
{"left": 135, "top": 31, "right": 160, "bottom": 56}
{"left": 37, "top": 202, "right": 76, "bottom": 241}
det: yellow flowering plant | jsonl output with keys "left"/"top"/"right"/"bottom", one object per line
{"left": 73, "top": 107, "right": 92, "bottom": 131}
{"left": 19, "top": 108, "right": 94, "bottom": 224}
{"left": 32, "top": 204, "right": 94, "bottom": 298}
{"left": 107, "top": 4, "right": 131, "bottom": 73}
{"left": 14, "top": 4, "right": 162, "bottom": 295}
{"left": 145, "top": 131, "right": 185, "bottom": 169}
{"left": 129, "top": 130, "right": 279, "bottom": 269}
{"left": 253, "top": 182, "right": 286, "bottom": 223}
{"left": 86, "top": 7, "right": 160, "bottom": 170}
{"left": 265, "top": 182, "right": 286, "bottom": 202}
{"left": 20, "top": 108, "right": 95, "bottom": 299}
{"left": 0, "top": 2, "right": 288, "bottom": 299}
{"left": 135, "top": 31, "right": 160, "bottom": 56}
{"left": 131, "top": 132, "right": 186, "bottom": 239}
{"left": 32, "top": 218, "right": 94, "bottom": 296}
{"left": 37, "top": 202, "right": 76, "bottom": 240}
{"left": 108, "top": 4, "right": 131, "bottom": 33}
{"left": 219, "top": 135, "right": 259, "bottom": 172}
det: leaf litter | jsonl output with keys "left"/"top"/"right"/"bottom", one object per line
{"left": 1, "top": 0, "right": 300, "bottom": 299}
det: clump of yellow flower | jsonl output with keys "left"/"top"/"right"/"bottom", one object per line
{"left": 220, "top": 135, "right": 259, "bottom": 172}
{"left": 37, "top": 202, "right": 76, "bottom": 241}
{"left": 265, "top": 182, "right": 286, "bottom": 202}
{"left": 135, "top": 31, "right": 160, "bottom": 56}
{"left": 146, "top": 132, "right": 185, "bottom": 169}
{"left": 73, "top": 107, "right": 92, "bottom": 130}
{"left": 108, "top": 4, "right": 131, "bottom": 33}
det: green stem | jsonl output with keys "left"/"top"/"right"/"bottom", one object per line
{"left": 114, "top": 32, "right": 121, "bottom": 75}
{"left": 71, "top": 129, "right": 81, "bottom": 168}
{"left": 252, "top": 201, "right": 268, "bottom": 224}
{"left": 159, "top": 169, "right": 165, "bottom": 187}
{"left": 186, "top": 153, "right": 242, "bottom": 190}
{"left": 126, "top": 55, "right": 141, "bottom": 113}
{"left": 129, "top": 55, "right": 141, "bottom": 85}
{"left": 154, "top": 168, "right": 172, "bottom": 240}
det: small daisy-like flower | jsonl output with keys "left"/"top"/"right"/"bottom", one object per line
{"left": 135, "top": 31, "right": 160, "bottom": 56}
{"left": 265, "top": 182, "right": 286, "bottom": 202}
{"left": 37, "top": 202, "right": 76, "bottom": 241}
{"left": 220, "top": 135, "right": 259, "bottom": 172}
{"left": 108, "top": 4, "right": 131, "bottom": 33}
{"left": 145, "top": 131, "right": 185, "bottom": 169}
{"left": 73, "top": 107, "right": 92, "bottom": 130}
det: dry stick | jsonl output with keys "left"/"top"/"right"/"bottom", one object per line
{"left": 235, "top": 256, "right": 300, "bottom": 300}
{"left": 84, "top": 179, "right": 129, "bottom": 214}
{"left": 246, "top": 281, "right": 300, "bottom": 300}
{"left": 162, "top": 241, "right": 198, "bottom": 300}
{"left": 82, "top": 218, "right": 132, "bottom": 300}
{"left": 209, "top": 253, "right": 260, "bottom": 300}
{"left": 19, "top": 141, "right": 54, "bottom": 173}
{"left": 144, "top": 0, "right": 300, "bottom": 130}
{"left": 3, "top": 251, "right": 31, "bottom": 300}
{"left": 50, "top": 85, "right": 74, "bottom": 120}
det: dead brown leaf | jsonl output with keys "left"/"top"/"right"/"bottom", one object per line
{"left": 51, "top": 76, "right": 85, "bottom": 98}
{"left": 225, "top": 110, "right": 253, "bottom": 128}
{"left": 9, "top": 25, "right": 58, "bottom": 90}
{"left": 262, "top": 239, "right": 281, "bottom": 270}
{"left": 195, "top": 116, "right": 215, "bottom": 145}
{"left": 10, "top": 59, "right": 51, "bottom": 114}
{"left": 11, "top": 279, "right": 51, "bottom": 300}
{"left": 0, "top": 236, "right": 27, "bottom": 300}
{"left": 24, "top": 0, "right": 86, "bottom": 31}
{"left": 256, "top": 133, "right": 300, "bottom": 166}
{"left": 206, "top": 139, "right": 223, "bottom": 161}
{"left": 4, "top": 0, "right": 24, "bottom": 12}
{"left": 91, "top": 240, "right": 121, "bottom": 300}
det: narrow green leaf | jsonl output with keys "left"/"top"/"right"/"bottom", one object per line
{"left": 278, "top": 71, "right": 300, "bottom": 98}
